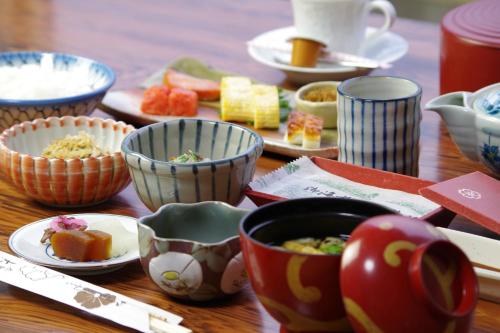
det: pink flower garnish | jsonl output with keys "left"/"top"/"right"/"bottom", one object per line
{"left": 49, "top": 216, "right": 87, "bottom": 232}
{"left": 40, "top": 216, "right": 88, "bottom": 243}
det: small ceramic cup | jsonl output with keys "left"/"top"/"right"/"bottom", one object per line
{"left": 138, "top": 201, "right": 249, "bottom": 301}
{"left": 337, "top": 76, "right": 422, "bottom": 176}
{"left": 291, "top": 0, "right": 396, "bottom": 53}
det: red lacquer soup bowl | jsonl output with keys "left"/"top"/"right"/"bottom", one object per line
{"left": 239, "top": 198, "right": 394, "bottom": 333}
{"left": 340, "top": 215, "right": 478, "bottom": 333}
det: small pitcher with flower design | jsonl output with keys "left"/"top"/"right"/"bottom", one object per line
{"left": 426, "top": 83, "right": 500, "bottom": 177}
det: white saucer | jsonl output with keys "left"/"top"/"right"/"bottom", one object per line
{"left": 248, "top": 26, "right": 408, "bottom": 84}
{"left": 9, "top": 214, "right": 139, "bottom": 275}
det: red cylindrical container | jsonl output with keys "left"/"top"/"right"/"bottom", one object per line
{"left": 440, "top": 0, "right": 500, "bottom": 94}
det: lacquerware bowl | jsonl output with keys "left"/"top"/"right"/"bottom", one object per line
{"left": 341, "top": 215, "right": 478, "bottom": 333}
{"left": 295, "top": 81, "right": 340, "bottom": 128}
{"left": 121, "top": 119, "right": 264, "bottom": 211}
{"left": 239, "top": 197, "right": 394, "bottom": 333}
{"left": 0, "top": 116, "right": 134, "bottom": 207}
{"left": 0, "top": 51, "right": 115, "bottom": 132}
{"left": 138, "top": 201, "right": 249, "bottom": 301}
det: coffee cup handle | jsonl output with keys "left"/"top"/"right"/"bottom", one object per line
{"left": 363, "top": 0, "right": 396, "bottom": 46}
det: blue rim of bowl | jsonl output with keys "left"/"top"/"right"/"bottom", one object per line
{"left": 121, "top": 118, "right": 265, "bottom": 168}
{"left": 0, "top": 51, "right": 116, "bottom": 106}
{"left": 337, "top": 76, "right": 422, "bottom": 102}
{"left": 138, "top": 201, "right": 249, "bottom": 246}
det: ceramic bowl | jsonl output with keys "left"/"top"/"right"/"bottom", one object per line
{"left": 341, "top": 215, "right": 478, "bottom": 333}
{"left": 138, "top": 201, "right": 249, "bottom": 301}
{"left": 121, "top": 119, "right": 264, "bottom": 211}
{"left": 239, "top": 197, "right": 394, "bottom": 333}
{"left": 295, "top": 81, "right": 340, "bottom": 128}
{"left": 0, "top": 51, "right": 115, "bottom": 132}
{"left": 0, "top": 116, "right": 134, "bottom": 207}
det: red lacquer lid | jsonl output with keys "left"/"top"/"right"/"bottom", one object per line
{"left": 442, "top": 0, "right": 500, "bottom": 47}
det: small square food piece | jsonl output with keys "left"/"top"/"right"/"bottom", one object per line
{"left": 84, "top": 230, "right": 112, "bottom": 261}
{"left": 50, "top": 230, "right": 95, "bottom": 261}
{"left": 303, "top": 114, "right": 323, "bottom": 149}
{"left": 141, "top": 85, "right": 170, "bottom": 115}
{"left": 50, "top": 230, "right": 112, "bottom": 262}
{"left": 220, "top": 76, "right": 254, "bottom": 122}
{"left": 284, "top": 111, "right": 307, "bottom": 145}
{"left": 253, "top": 84, "right": 280, "bottom": 129}
{"left": 168, "top": 87, "right": 198, "bottom": 116}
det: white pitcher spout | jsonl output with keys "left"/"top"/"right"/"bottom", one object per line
{"left": 425, "top": 92, "right": 478, "bottom": 161}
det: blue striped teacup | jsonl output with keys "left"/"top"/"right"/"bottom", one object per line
{"left": 337, "top": 76, "right": 422, "bottom": 176}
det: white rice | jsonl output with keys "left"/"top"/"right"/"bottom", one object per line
{"left": 0, "top": 54, "right": 96, "bottom": 100}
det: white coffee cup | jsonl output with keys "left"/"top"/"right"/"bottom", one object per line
{"left": 291, "top": 0, "right": 396, "bottom": 53}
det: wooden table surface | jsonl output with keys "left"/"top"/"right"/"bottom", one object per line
{"left": 0, "top": 0, "right": 498, "bottom": 332}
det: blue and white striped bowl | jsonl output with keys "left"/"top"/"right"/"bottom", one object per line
{"left": 0, "top": 51, "right": 115, "bottom": 132}
{"left": 121, "top": 119, "right": 264, "bottom": 211}
{"left": 337, "top": 76, "right": 422, "bottom": 176}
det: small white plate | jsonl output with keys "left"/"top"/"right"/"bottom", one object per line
{"left": 9, "top": 214, "right": 139, "bottom": 275}
{"left": 438, "top": 227, "right": 500, "bottom": 303}
{"left": 248, "top": 26, "right": 408, "bottom": 84}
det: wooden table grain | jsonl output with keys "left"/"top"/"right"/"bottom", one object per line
{"left": 0, "top": 1, "right": 498, "bottom": 332}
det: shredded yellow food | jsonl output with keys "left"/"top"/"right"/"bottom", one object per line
{"left": 41, "top": 131, "right": 107, "bottom": 159}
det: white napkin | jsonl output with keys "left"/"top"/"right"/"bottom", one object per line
{"left": 249, "top": 157, "right": 440, "bottom": 218}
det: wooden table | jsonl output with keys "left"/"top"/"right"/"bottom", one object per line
{"left": 0, "top": 1, "right": 498, "bottom": 332}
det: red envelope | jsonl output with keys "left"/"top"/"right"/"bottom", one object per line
{"left": 419, "top": 172, "right": 500, "bottom": 234}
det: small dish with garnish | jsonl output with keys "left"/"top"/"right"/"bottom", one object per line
{"left": 121, "top": 118, "right": 263, "bottom": 210}
{"left": 8, "top": 214, "right": 139, "bottom": 275}
{"left": 0, "top": 116, "right": 135, "bottom": 207}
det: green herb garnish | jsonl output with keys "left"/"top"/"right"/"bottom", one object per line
{"left": 171, "top": 150, "right": 206, "bottom": 163}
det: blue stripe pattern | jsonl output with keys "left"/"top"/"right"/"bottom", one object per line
{"left": 402, "top": 99, "right": 408, "bottom": 175}
{"left": 121, "top": 119, "right": 264, "bottom": 208}
{"left": 338, "top": 92, "right": 420, "bottom": 176}
{"left": 393, "top": 100, "right": 398, "bottom": 172}
{"left": 382, "top": 102, "right": 387, "bottom": 171}
{"left": 372, "top": 102, "right": 376, "bottom": 168}
{"left": 351, "top": 99, "right": 355, "bottom": 164}
{"left": 361, "top": 100, "right": 365, "bottom": 166}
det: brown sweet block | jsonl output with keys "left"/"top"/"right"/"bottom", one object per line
{"left": 51, "top": 230, "right": 112, "bottom": 262}
{"left": 84, "top": 230, "right": 112, "bottom": 261}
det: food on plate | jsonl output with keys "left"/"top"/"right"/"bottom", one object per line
{"left": 40, "top": 215, "right": 88, "bottom": 243}
{"left": 41, "top": 215, "right": 137, "bottom": 261}
{"left": 168, "top": 87, "right": 198, "bottom": 116}
{"left": 303, "top": 114, "right": 323, "bottom": 149}
{"left": 170, "top": 149, "right": 209, "bottom": 163}
{"left": 220, "top": 76, "right": 281, "bottom": 129}
{"left": 303, "top": 86, "right": 337, "bottom": 102}
{"left": 281, "top": 237, "right": 346, "bottom": 255}
{"left": 284, "top": 111, "right": 324, "bottom": 148}
{"left": 284, "top": 111, "right": 306, "bottom": 145}
{"left": 252, "top": 84, "right": 280, "bottom": 129}
{"left": 41, "top": 131, "right": 107, "bottom": 159}
{"left": 220, "top": 76, "right": 254, "bottom": 122}
{"left": 141, "top": 85, "right": 170, "bottom": 115}
{"left": 163, "top": 69, "right": 220, "bottom": 101}
{"left": 141, "top": 85, "right": 198, "bottom": 116}
{"left": 50, "top": 229, "right": 112, "bottom": 262}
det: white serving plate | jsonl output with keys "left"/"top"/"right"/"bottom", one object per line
{"left": 247, "top": 26, "right": 408, "bottom": 84}
{"left": 9, "top": 213, "right": 139, "bottom": 275}
{"left": 438, "top": 227, "right": 500, "bottom": 303}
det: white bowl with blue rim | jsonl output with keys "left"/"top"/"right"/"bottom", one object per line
{"left": 0, "top": 51, "right": 115, "bottom": 132}
{"left": 121, "top": 119, "right": 264, "bottom": 211}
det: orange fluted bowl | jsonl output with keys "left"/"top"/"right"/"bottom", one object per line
{"left": 0, "top": 116, "right": 134, "bottom": 207}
